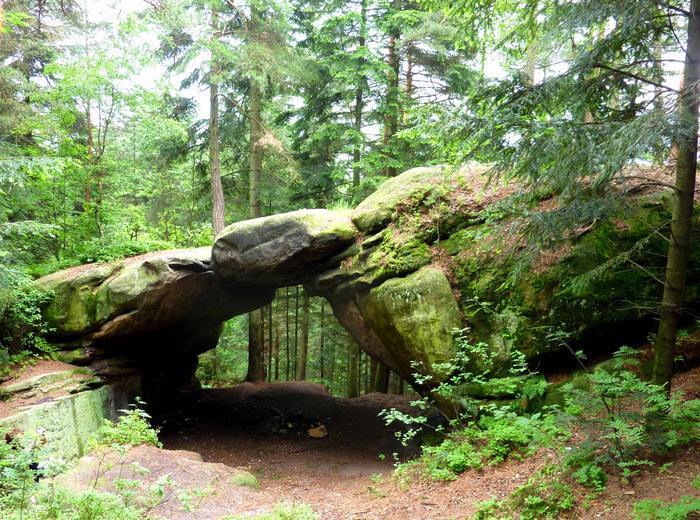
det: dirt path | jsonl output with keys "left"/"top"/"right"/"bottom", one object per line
{"left": 159, "top": 382, "right": 426, "bottom": 518}
{"left": 158, "top": 379, "right": 700, "bottom": 519}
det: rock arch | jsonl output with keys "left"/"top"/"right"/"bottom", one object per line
{"left": 37, "top": 165, "right": 696, "bottom": 408}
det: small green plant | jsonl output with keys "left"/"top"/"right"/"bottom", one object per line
{"left": 474, "top": 468, "right": 575, "bottom": 520}
{"left": 94, "top": 399, "right": 161, "bottom": 448}
{"left": 560, "top": 346, "right": 700, "bottom": 481}
{"left": 571, "top": 461, "right": 607, "bottom": 492}
{"left": 226, "top": 501, "right": 319, "bottom": 520}
{"left": 231, "top": 471, "right": 260, "bottom": 490}
{"left": 632, "top": 496, "right": 700, "bottom": 520}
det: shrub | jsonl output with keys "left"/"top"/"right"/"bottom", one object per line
{"left": 561, "top": 347, "right": 700, "bottom": 481}
{"left": 420, "top": 438, "right": 482, "bottom": 480}
{"left": 632, "top": 496, "right": 700, "bottom": 520}
{"left": 0, "top": 277, "right": 53, "bottom": 356}
{"left": 474, "top": 468, "right": 575, "bottom": 520}
{"left": 94, "top": 401, "right": 161, "bottom": 449}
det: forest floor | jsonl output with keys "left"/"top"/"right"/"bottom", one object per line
{"left": 156, "top": 373, "right": 700, "bottom": 520}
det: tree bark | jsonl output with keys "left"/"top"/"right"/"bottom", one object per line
{"left": 296, "top": 291, "right": 310, "bottom": 380}
{"left": 319, "top": 300, "right": 325, "bottom": 380}
{"left": 285, "top": 286, "right": 290, "bottom": 380}
{"left": 267, "top": 301, "right": 273, "bottom": 381}
{"left": 352, "top": 0, "right": 367, "bottom": 193}
{"left": 347, "top": 342, "right": 360, "bottom": 397}
{"left": 246, "top": 5, "right": 265, "bottom": 382}
{"left": 382, "top": 0, "right": 401, "bottom": 177}
{"left": 293, "top": 285, "right": 299, "bottom": 380}
{"left": 209, "top": 7, "right": 225, "bottom": 234}
{"left": 246, "top": 309, "right": 265, "bottom": 382}
{"left": 653, "top": 0, "right": 700, "bottom": 390}
{"left": 374, "top": 362, "right": 390, "bottom": 393}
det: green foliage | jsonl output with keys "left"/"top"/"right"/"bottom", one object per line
{"left": 474, "top": 468, "right": 575, "bottom": 520}
{"left": 419, "top": 438, "right": 482, "bottom": 480}
{"left": 570, "top": 460, "right": 607, "bottom": 493}
{"left": 398, "top": 408, "right": 565, "bottom": 481}
{"left": 231, "top": 472, "right": 260, "bottom": 490}
{"left": 94, "top": 401, "right": 161, "bottom": 449}
{"left": 632, "top": 496, "right": 700, "bottom": 520}
{"left": 226, "top": 502, "right": 319, "bottom": 520}
{"left": 560, "top": 347, "right": 700, "bottom": 480}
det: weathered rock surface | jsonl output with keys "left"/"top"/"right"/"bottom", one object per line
{"left": 56, "top": 445, "right": 274, "bottom": 519}
{"left": 37, "top": 165, "right": 698, "bottom": 404}
{"left": 37, "top": 248, "right": 274, "bottom": 404}
{"left": 212, "top": 209, "right": 357, "bottom": 286}
{"left": 0, "top": 361, "right": 116, "bottom": 462}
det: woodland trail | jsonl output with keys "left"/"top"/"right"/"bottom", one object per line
{"left": 157, "top": 374, "right": 700, "bottom": 520}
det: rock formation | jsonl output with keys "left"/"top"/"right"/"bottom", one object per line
{"left": 37, "top": 165, "right": 698, "bottom": 406}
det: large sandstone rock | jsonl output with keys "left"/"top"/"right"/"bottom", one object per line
{"left": 40, "top": 248, "right": 272, "bottom": 348}
{"left": 212, "top": 209, "right": 357, "bottom": 286}
{"left": 309, "top": 166, "right": 700, "bottom": 389}
{"left": 36, "top": 165, "right": 699, "bottom": 406}
{"left": 360, "top": 267, "right": 462, "bottom": 375}
{"left": 37, "top": 248, "right": 274, "bottom": 405}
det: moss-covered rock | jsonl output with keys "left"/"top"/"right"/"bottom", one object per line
{"left": 36, "top": 248, "right": 274, "bottom": 407}
{"left": 212, "top": 209, "right": 357, "bottom": 286}
{"left": 352, "top": 166, "right": 449, "bottom": 233}
{"left": 0, "top": 384, "right": 112, "bottom": 462}
{"left": 360, "top": 267, "right": 462, "bottom": 375}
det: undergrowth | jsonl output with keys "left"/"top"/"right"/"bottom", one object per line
{"left": 0, "top": 400, "right": 173, "bottom": 519}
{"left": 385, "top": 336, "right": 700, "bottom": 518}
{"left": 226, "top": 502, "right": 318, "bottom": 520}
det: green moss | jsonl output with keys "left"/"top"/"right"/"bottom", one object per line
{"left": 352, "top": 166, "right": 448, "bottom": 233}
{"left": 361, "top": 267, "right": 462, "bottom": 373}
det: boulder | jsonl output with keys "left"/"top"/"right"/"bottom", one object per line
{"left": 40, "top": 248, "right": 272, "bottom": 348}
{"left": 359, "top": 267, "right": 462, "bottom": 376}
{"left": 212, "top": 209, "right": 357, "bottom": 286}
{"left": 37, "top": 248, "right": 274, "bottom": 405}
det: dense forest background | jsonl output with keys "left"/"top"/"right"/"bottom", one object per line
{"left": 0, "top": 0, "right": 694, "bottom": 395}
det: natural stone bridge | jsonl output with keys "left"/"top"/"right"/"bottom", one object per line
{"left": 37, "top": 165, "right": 694, "bottom": 408}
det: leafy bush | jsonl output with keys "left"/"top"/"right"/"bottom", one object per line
{"left": 632, "top": 496, "right": 700, "bottom": 520}
{"left": 400, "top": 408, "right": 565, "bottom": 481}
{"left": 94, "top": 401, "right": 161, "bottom": 449}
{"left": 474, "top": 468, "right": 575, "bottom": 520}
{"left": 561, "top": 347, "right": 700, "bottom": 481}
{"left": 75, "top": 237, "right": 173, "bottom": 264}
{"left": 0, "top": 278, "right": 53, "bottom": 355}
{"left": 570, "top": 461, "right": 607, "bottom": 492}
{"left": 420, "top": 438, "right": 482, "bottom": 480}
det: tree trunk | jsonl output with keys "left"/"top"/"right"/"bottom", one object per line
{"left": 347, "top": 342, "right": 360, "bottom": 397}
{"left": 653, "top": 0, "right": 700, "bottom": 391}
{"left": 525, "top": 41, "right": 536, "bottom": 86}
{"left": 246, "top": 6, "right": 265, "bottom": 382}
{"left": 285, "top": 287, "right": 290, "bottom": 380}
{"left": 319, "top": 300, "right": 325, "bottom": 380}
{"left": 85, "top": 104, "right": 93, "bottom": 204}
{"left": 249, "top": 79, "right": 263, "bottom": 221}
{"left": 296, "top": 291, "right": 310, "bottom": 380}
{"left": 209, "top": 8, "right": 225, "bottom": 234}
{"left": 274, "top": 323, "right": 280, "bottom": 381}
{"left": 374, "top": 362, "right": 390, "bottom": 393}
{"left": 293, "top": 285, "right": 299, "bottom": 380}
{"left": 246, "top": 309, "right": 265, "bottom": 382}
{"left": 267, "top": 301, "right": 273, "bottom": 381}
{"left": 382, "top": 0, "right": 401, "bottom": 177}
{"left": 352, "top": 0, "right": 367, "bottom": 193}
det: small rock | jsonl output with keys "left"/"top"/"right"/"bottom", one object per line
{"left": 307, "top": 424, "right": 328, "bottom": 438}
